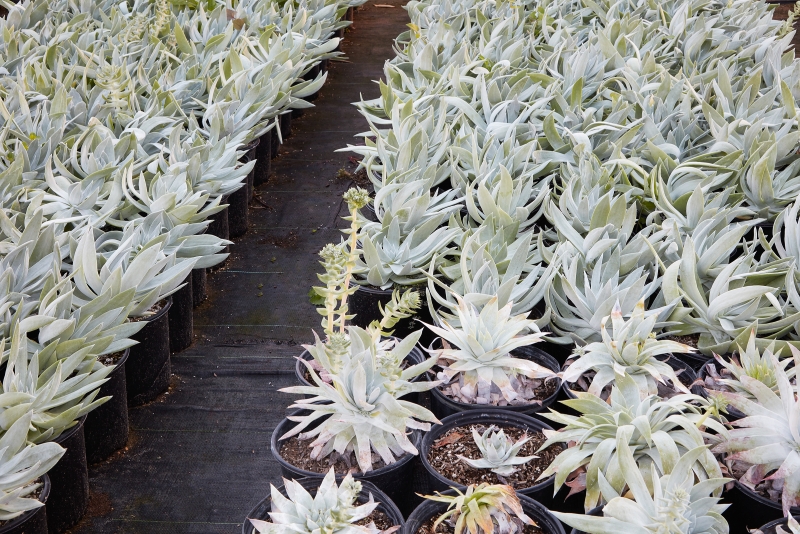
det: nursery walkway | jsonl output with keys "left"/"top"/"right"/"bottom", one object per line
{"left": 72, "top": 3, "right": 409, "bottom": 532}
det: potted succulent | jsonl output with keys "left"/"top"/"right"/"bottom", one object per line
{"left": 554, "top": 440, "right": 731, "bottom": 534}
{"left": 698, "top": 331, "right": 795, "bottom": 422}
{"left": 424, "top": 296, "right": 560, "bottom": 419}
{"left": 244, "top": 470, "right": 403, "bottom": 534}
{"left": 711, "top": 348, "right": 800, "bottom": 528}
{"left": 405, "top": 483, "right": 565, "bottom": 534}
{"left": 0, "top": 412, "right": 65, "bottom": 534}
{"left": 538, "top": 373, "right": 726, "bottom": 512}
{"left": 561, "top": 300, "right": 701, "bottom": 400}
{"left": 418, "top": 409, "right": 565, "bottom": 507}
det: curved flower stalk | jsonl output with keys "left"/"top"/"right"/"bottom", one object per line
{"left": 539, "top": 373, "right": 726, "bottom": 511}
{"left": 279, "top": 326, "right": 440, "bottom": 473}
{"left": 423, "top": 484, "right": 534, "bottom": 534}
{"left": 249, "top": 469, "right": 387, "bottom": 534}
{"left": 0, "top": 324, "right": 112, "bottom": 443}
{"left": 425, "top": 296, "right": 554, "bottom": 404}
{"left": 70, "top": 225, "right": 197, "bottom": 317}
{"left": 554, "top": 440, "right": 730, "bottom": 534}
{"left": 712, "top": 347, "right": 800, "bottom": 515}
{"left": 562, "top": 300, "right": 694, "bottom": 398}
{"left": 0, "top": 411, "right": 65, "bottom": 521}
{"left": 459, "top": 426, "right": 536, "bottom": 476}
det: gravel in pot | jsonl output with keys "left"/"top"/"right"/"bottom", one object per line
{"left": 242, "top": 476, "right": 403, "bottom": 534}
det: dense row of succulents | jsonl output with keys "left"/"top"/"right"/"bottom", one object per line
{"left": 0, "top": 0, "right": 363, "bottom": 530}
{"left": 251, "top": 0, "right": 800, "bottom": 529}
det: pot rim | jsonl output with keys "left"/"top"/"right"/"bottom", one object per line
{"left": 270, "top": 408, "right": 422, "bottom": 481}
{"left": 732, "top": 479, "right": 800, "bottom": 514}
{"left": 0, "top": 475, "right": 51, "bottom": 534}
{"left": 131, "top": 296, "right": 173, "bottom": 324}
{"left": 53, "top": 414, "right": 86, "bottom": 446}
{"left": 418, "top": 408, "right": 557, "bottom": 494}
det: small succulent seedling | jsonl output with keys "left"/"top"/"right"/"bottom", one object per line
{"left": 459, "top": 426, "right": 536, "bottom": 477}
{"left": 423, "top": 484, "right": 535, "bottom": 534}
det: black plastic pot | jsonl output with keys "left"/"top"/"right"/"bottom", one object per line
{"left": 192, "top": 266, "right": 207, "bottom": 307}
{"left": 270, "top": 127, "right": 280, "bottom": 159}
{"left": 348, "top": 284, "right": 434, "bottom": 344}
{"left": 271, "top": 410, "right": 421, "bottom": 516}
{"left": 127, "top": 298, "right": 173, "bottom": 406}
{"left": 254, "top": 132, "right": 271, "bottom": 186}
{"left": 242, "top": 477, "right": 403, "bottom": 534}
{"left": 84, "top": 349, "right": 130, "bottom": 464}
{"left": 0, "top": 476, "right": 50, "bottom": 534}
{"left": 320, "top": 59, "right": 329, "bottom": 74}
{"left": 242, "top": 139, "right": 260, "bottom": 201}
{"left": 168, "top": 274, "right": 193, "bottom": 353}
{"left": 754, "top": 516, "right": 800, "bottom": 534}
{"left": 279, "top": 113, "right": 292, "bottom": 140}
{"left": 404, "top": 489, "right": 565, "bottom": 534}
{"left": 228, "top": 182, "right": 249, "bottom": 238}
{"left": 207, "top": 195, "right": 230, "bottom": 257}
{"left": 428, "top": 344, "right": 562, "bottom": 420}
{"left": 295, "top": 338, "right": 426, "bottom": 403}
{"left": 48, "top": 417, "right": 89, "bottom": 533}
{"left": 419, "top": 410, "right": 557, "bottom": 501}
{"left": 723, "top": 482, "right": 800, "bottom": 534}
{"left": 674, "top": 351, "right": 712, "bottom": 372}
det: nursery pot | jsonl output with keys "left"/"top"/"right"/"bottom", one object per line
{"left": 428, "top": 344, "right": 562, "bottom": 420}
{"left": 348, "top": 284, "right": 435, "bottom": 344}
{"left": 320, "top": 59, "right": 329, "bottom": 74}
{"left": 48, "top": 417, "right": 89, "bottom": 534}
{"left": 241, "top": 138, "right": 260, "bottom": 200}
{"left": 674, "top": 351, "right": 712, "bottom": 372}
{"left": 270, "top": 127, "right": 280, "bottom": 159}
{"left": 0, "top": 475, "right": 50, "bottom": 534}
{"left": 193, "top": 265, "right": 207, "bottom": 307}
{"left": 228, "top": 181, "right": 249, "bottom": 238}
{"left": 279, "top": 113, "right": 292, "bottom": 140}
{"left": 271, "top": 409, "right": 421, "bottom": 516}
{"left": 254, "top": 132, "right": 272, "bottom": 186}
{"left": 754, "top": 516, "right": 800, "bottom": 534}
{"left": 207, "top": 195, "right": 230, "bottom": 256}
{"left": 242, "top": 477, "right": 403, "bottom": 534}
{"left": 127, "top": 298, "right": 173, "bottom": 407}
{"left": 723, "top": 481, "right": 800, "bottom": 534}
{"left": 404, "top": 488, "right": 566, "bottom": 534}
{"left": 419, "top": 409, "right": 559, "bottom": 503}
{"left": 697, "top": 359, "right": 745, "bottom": 421}
{"left": 295, "top": 338, "right": 427, "bottom": 403}
{"left": 168, "top": 274, "right": 194, "bottom": 353}
{"left": 84, "top": 349, "right": 130, "bottom": 464}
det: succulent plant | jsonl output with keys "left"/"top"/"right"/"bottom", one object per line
{"left": 248, "top": 469, "right": 388, "bottom": 534}
{"left": 562, "top": 300, "right": 694, "bottom": 398}
{"left": 712, "top": 347, "right": 800, "bottom": 515}
{"left": 423, "top": 484, "right": 534, "bottom": 534}
{"left": 554, "top": 439, "right": 730, "bottom": 534}
{"left": 425, "top": 296, "right": 555, "bottom": 405}
{"left": 459, "top": 426, "right": 536, "bottom": 477}
{"left": 0, "top": 411, "right": 65, "bottom": 521}
{"left": 539, "top": 373, "right": 726, "bottom": 511}
{"left": 279, "top": 326, "right": 440, "bottom": 473}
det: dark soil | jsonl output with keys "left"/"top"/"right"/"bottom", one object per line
{"left": 664, "top": 334, "right": 700, "bottom": 349}
{"left": 280, "top": 435, "right": 398, "bottom": 475}
{"left": 426, "top": 425, "right": 562, "bottom": 490}
{"left": 356, "top": 509, "right": 398, "bottom": 532}
{"left": 98, "top": 351, "right": 125, "bottom": 367}
{"left": 417, "top": 515, "right": 543, "bottom": 534}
